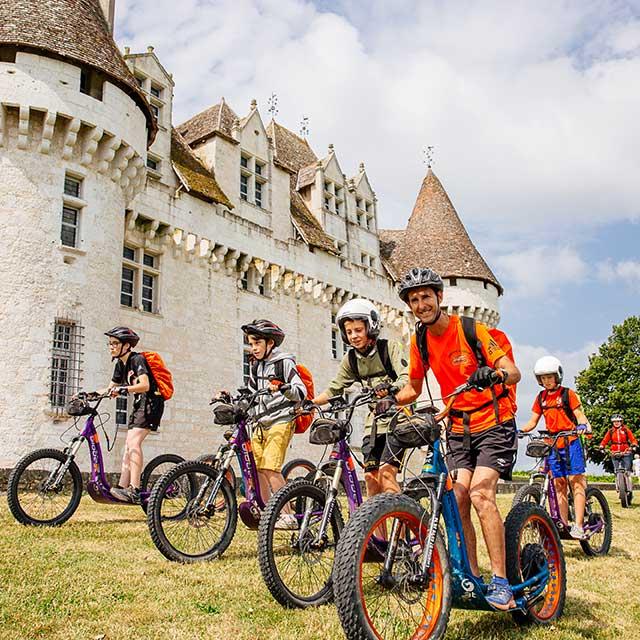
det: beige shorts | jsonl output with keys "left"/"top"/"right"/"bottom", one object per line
{"left": 251, "top": 421, "right": 295, "bottom": 472}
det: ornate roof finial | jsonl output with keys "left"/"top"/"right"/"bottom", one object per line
{"left": 423, "top": 145, "right": 435, "bottom": 169}
{"left": 299, "top": 115, "right": 310, "bottom": 138}
{"left": 267, "top": 92, "right": 279, "bottom": 118}
{"left": 359, "top": 162, "right": 365, "bottom": 172}
{"left": 147, "top": 45, "right": 154, "bottom": 53}
{"left": 250, "top": 98, "right": 257, "bottom": 110}
{"left": 328, "top": 143, "right": 334, "bottom": 154}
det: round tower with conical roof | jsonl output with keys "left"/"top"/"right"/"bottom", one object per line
{"left": 0, "top": 0, "right": 155, "bottom": 463}
{"left": 380, "top": 168, "right": 502, "bottom": 327}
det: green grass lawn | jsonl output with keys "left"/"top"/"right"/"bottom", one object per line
{"left": 0, "top": 492, "right": 639, "bottom": 640}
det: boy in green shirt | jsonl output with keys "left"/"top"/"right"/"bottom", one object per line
{"left": 313, "top": 299, "right": 409, "bottom": 495}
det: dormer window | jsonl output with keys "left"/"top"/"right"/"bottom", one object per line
{"left": 0, "top": 46, "right": 17, "bottom": 63}
{"left": 239, "top": 152, "right": 268, "bottom": 209}
{"left": 134, "top": 74, "right": 145, "bottom": 89}
{"left": 150, "top": 84, "right": 162, "bottom": 99}
{"left": 323, "top": 179, "right": 343, "bottom": 215}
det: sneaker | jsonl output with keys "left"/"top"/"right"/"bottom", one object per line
{"left": 570, "top": 524, "right": 586, "bottom": 540}
{"left": 275, "top": 513, "right": 298, "bottom": 530}
{"left": 110, "top": 485, "right": 140, "bottom": 504}
{"left": 486, "top": 575, "right": 515, "bottom": 610}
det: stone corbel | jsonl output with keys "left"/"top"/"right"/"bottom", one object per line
{"left": 294, "top": 274, "right": 305, "bottom": 299}
{"left": 237, "top": 254, "right": 252, "bottom": 283}
{"left": 198, "top": 238, "right": 211, "bottom": 262}
{"left": 185, "top": 233, "right": 197, "bottom": 263}
{"left": 125, "top": 210, "right": 139, "bottom": 230}
{"left": 143, "top": 219, "right": 160, "bottom": 247}
{"left": 322, "top": 284, "right": 336, "bottom": 305}
{"left": 112, "top": 143, "right": 135, "bottom": 183}
{"left": 224, "top": 249, "right": 240, "bottom": 276}
{"left": 269, "top": 264, "right": 284, "bottom": 290}
{"left": 61, "top": 117, "right": 81, "bottom": 160}
{"left": 159, "top": 225, "right": 174, "bottom": 247}
{"left": 282, "top": 271, "right": 295, "bottom": 295}
{"left": 210, "top": 245, "right": 228, "bottom": 271}
{"left": 312, "top": 281, "right": 326, "bottom": 305}
{"left": 97, "top": 136, "right": 121, "bottom": 174}
{"left": 39, "top": 110, "right": 57, "bottom": 155}
{"left": 253, "top": 258, "right": 269, "bottom": 277}
{"left": 17, "top": 106, "right": 30, "bottom": 150}
{"left": 81, "top": 126, "right": 102, "bottom": 165}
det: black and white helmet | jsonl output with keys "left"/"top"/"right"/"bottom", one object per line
{"left": 398, "top": 267, "right": 444, "bottom": 302}
{"left": 241, "top": 319, "right": 285, "bottom": 347}
{"left": 335, "top": 299, "right": 381, "bottom": 342}
{"left": 104, "top": 326, "right": 140, "bottom": 347}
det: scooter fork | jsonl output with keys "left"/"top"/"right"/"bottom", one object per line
{"left": 50, "top": 437, "right": 85, "bottom": 490}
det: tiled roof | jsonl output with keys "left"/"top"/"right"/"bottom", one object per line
{"left": 0, "top": 0, "right": 156, "bottom": 143}
{"left": 176, "top": 98, "right": 238, "bottom": 146}
{"left": 289, "top": 175, "right": 337, "bottom": 254}
{"left": 266, "top": 120, "right": 318, "bottom": 173}
{"left": 171, "top": 128, "right": 233, "bottom": 208}
{"left": 380, "top": 170, "right": 502, "bottom": 294}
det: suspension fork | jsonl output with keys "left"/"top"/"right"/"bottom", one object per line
{"left": 419, "top": 472, "right": 446, "bottom": 575}
{"left": 49, "top": 437, "right": 85, "bottom": 488}
{"left": 304, "top": 463, "right": 341, "bottom": 544}
{"left": 201, "top": 446, "right": 235, "bottom": 510}
{"left": 539, "top": 474, "right": 550, "bottom": 509}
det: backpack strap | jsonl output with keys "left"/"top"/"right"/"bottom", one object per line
{"left": 347, "top": 348, "right": 362, "bottom": 384}
{"left": 415, "top": 321, "right": 429, "bottom": 370}
{"left": 461, "top": 316, "right": 486, "bottom": 368}
{"left": 536, "top": 390, "right": 545, "bottom": 413}
{"left": 376, "top": 339, "right": 398, "bottom": 382}
{"left": 560, "top": 387, "right": 578, "bottom": 425}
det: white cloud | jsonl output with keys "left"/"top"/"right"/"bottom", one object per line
{"left": 597, "top": 259, "right": 640, "bottom": 289}
{"left": 114, "top": 0, "right": 640, "bottom": 235}
{"left": 494, "top": 245, "right": 588, "bottom": 298}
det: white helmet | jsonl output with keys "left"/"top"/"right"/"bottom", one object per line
{"left": 534, "top": 356, "right": 563, "bottom": 386}
{"left": 336, "top": 299, "right": 381, "bottom": 343}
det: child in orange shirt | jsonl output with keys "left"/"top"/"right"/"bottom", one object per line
{"left": 521, "top": 356, "right": 591, "bottom": 539}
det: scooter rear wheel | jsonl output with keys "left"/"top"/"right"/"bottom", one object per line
{"left": 505, "top": 502, "right": 566, "bottom": 625}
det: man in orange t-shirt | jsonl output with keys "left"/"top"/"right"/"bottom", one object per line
{"left": 393, "top": 267, "right": 521, "bottom": 611}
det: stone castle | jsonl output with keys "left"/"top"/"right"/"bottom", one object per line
{"left": 0, "top": 0, "right": 502, "bottom": 470}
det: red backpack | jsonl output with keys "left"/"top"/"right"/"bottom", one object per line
{"left": 141, "top": 352, "right": 174, "bottom": 400}
{"left": 272, "top": 359, "right": 315, "bottom": 434}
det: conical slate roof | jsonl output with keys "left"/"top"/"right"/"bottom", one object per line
{"left": 0, "top": 0, "right": 156, "bottom": 143}
{"left": 380, "top": 169, "right": 502, "bottom": 294}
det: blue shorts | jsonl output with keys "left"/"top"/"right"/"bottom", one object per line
{"left": 548, "top": 438, "right": 585, "bottom": 478}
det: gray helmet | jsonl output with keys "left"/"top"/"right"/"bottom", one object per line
{"left": 241, "top": 319, "right": 285, "bottom": 347}
{"left": 398, "top": 267, "right": 444, "bottom": 302}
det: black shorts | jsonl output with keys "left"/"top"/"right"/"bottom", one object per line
{"left": 128, "top": 395, "right": 164, "bottom": 431}
{"left": 447, "top": 419, "right": 517, "bottom": 480}
{"left": 361, "top": 432, "right": 406, "bottom": 473}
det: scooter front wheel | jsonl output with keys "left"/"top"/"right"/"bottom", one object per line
{"left": 7, "top": 448, "right": 83, "bottom": 526}
{"left": 334, "top": 493, "right": 451, "bottom": 640}
{"left": 506, "top": 502, "right": 566, "bottom": 625}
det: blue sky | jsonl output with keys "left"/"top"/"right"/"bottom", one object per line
{"left": 115, "top": 0, "right": 640, "bottom": 436}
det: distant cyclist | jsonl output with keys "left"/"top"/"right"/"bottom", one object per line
{"left": 600, "top": 415, "right": 637, "bottom": 475}
{"left": 520, "top": 356, "right": 591, "bottom": 540}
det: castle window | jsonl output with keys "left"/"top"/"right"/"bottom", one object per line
{"left": 239, "top": 152, "right": 269, "bottom": 208}
{"left": 242, "top": 334, "right": 252, "bottom": 386}
{"left": 150, "top": 84, "right": 162, "bottom": 99}
{"left": 240, "top": 271, "right": 249, "bottom": 289}
{"left": 146, "top": 154, "right": 161, "bottom": 178}
{"left": 121, "top": 245, "right": 160, "bottom": 313}
{"left": 146, "top": 156, "right": 158, "bottom": 171}
{"left": 150, "top": 103, "right": 160, "bottom": 121}
{"left": 0, "top": 46, "right": 17, "bottom": 63}
{"left": 449, "top": 278, "right": 458, "bottom": 286}
{"left": 61, "top": 173, "right": 84, "bottom": 249}
{"left": 324, "top": 197, "right": 330, "bottom": 211}
{"left": 331, "top": 313, "right": 339, "bottom": 359}
{"left": 50, "top": 319, "right": 84, "bottom": 413}
{"left": 134, "top": 74, "right": 145, "bottom": 89}
{"left": 79, "top": 67, "right": 103, "bottom": 101}
{"left": 255, "top": 179, "right": 264, "bottom": 208}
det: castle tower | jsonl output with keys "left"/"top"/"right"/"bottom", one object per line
{"left": 380, "top": 168, "right": 502, "bottom": 326}
{"left": 0, "top": 0, "right": 155, "bottom": 464}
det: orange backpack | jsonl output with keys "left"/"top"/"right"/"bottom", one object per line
{"left": 141, "top": 352, "right": 174, "bottom": 400}
{"left": 272, "top": 359, "right": 315, "bottom": 434}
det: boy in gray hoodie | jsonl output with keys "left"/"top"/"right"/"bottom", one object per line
{"left": 241, "top": 320, "right": 306, "bottom": 523}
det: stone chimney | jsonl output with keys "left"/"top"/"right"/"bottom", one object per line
{"left": 99, "top": 0, "right": 115, "bottom": 34}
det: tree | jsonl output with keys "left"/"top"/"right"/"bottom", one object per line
{"left": 576, "top": 316, "right": 640, "bottom": 471}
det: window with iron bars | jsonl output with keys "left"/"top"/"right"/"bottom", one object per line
{"left": 50, "top": 319, "right": 84, "bottom": 413}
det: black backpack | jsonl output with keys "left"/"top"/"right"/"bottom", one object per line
{"left": 347, "top": 339, "right": 397, "bottom": 384}
{"left": 536, "top": 387, "right": 578, "bottom": 426}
